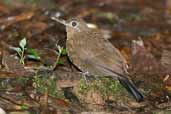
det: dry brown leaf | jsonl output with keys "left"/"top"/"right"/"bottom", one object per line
{"left": 0, "top": 11, "right": 34, "bottom": 30}
{"left": 0, "top": 51, "right": 30, "bottom": 78}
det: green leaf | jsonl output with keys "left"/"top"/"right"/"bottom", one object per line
{"left": 57, "top": 45, "right": 62, "bottom": 54}
{"left": 11, "top": 47, "right": 22, "bottom": 53}
{"left": 19, "top": 38, "right": 26, "bottom": 50}
{"left": 27, "top": 55, "right": 40, "bottom": 60}
{"left": 27, "top": 48, "right": 40, "bottom": 60}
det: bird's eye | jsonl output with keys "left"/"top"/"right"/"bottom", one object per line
{"left": 71, "top": 21, "right": 77, "bottom": 27}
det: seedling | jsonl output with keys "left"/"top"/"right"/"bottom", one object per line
{"left": 11, "top": 38, "right": 26, "bottom": 64}
{"left": 52, "top": 45, "right": 67, "bottom": 69}
{"left": 56, "top": 45, "right": 67, "bottom": 64}
{"left": 11, "top": 38, "right": 40, "bottom": 65}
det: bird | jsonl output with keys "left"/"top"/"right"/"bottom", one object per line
{"left": 51, "top": 17, "right": 144, "bottom": 102}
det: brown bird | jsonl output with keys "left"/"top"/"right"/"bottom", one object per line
{"left": 52, "top": 17, "right": 144, "bottom": 102}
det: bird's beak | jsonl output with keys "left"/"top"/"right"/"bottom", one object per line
{"left": 51, "top": 17, "right": 67, "bottom": 26}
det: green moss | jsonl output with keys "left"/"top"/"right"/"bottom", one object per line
{"left": 79, "top": 78, "right": 90, "bottom": 93}
{"left": 79, "top": 77, "right": 126, "bottom": 99}
{"left": 33, "top": 74, "right": 62, "bottom": 98}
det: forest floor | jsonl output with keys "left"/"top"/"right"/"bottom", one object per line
{"left": 0, "top": 0, "right": 171, "bottom": 114}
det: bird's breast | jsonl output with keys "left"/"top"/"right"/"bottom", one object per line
{"left": 66, "top": 33, "right": 89, "bottom": 71}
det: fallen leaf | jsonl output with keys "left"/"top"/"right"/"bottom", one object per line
{"left": 0, "top": 51, "right": 30, "bottom": 78}
{"left": 0, "top": 11, "right": 34, "bottom": 30}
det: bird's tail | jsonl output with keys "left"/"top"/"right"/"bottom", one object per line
{"left": 118, "top": 77, "right": 144, "bottom": 102}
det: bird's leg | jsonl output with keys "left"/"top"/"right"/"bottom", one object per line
{"left": 82, "top": 71, "right": 90, "bottom": 84}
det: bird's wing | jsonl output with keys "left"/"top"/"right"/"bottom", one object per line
{"left": 78, "top": 30, "right": 127, "bottom": 77}
{"left": 82, "top": 52, "right": 127, "bottom": 79}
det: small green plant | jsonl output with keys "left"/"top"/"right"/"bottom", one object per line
{"left": 11, "top": 38, "right": 40, "bottom": 64}
{"left": 52, "top": 45, "right": 67, "bottom": 69}
{"left": 56, "top": 45, "right": 67, "bottom": 65}
{"left": 11, "top": 38, "right": 27, "bottom": 64}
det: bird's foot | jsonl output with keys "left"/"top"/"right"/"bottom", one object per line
{"left": 82, "top": 71, "right": 90, "bottom": 85}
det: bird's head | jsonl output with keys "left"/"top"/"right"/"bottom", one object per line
{"left": 51, "top": 17, "right": 89, "bottom": 35}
